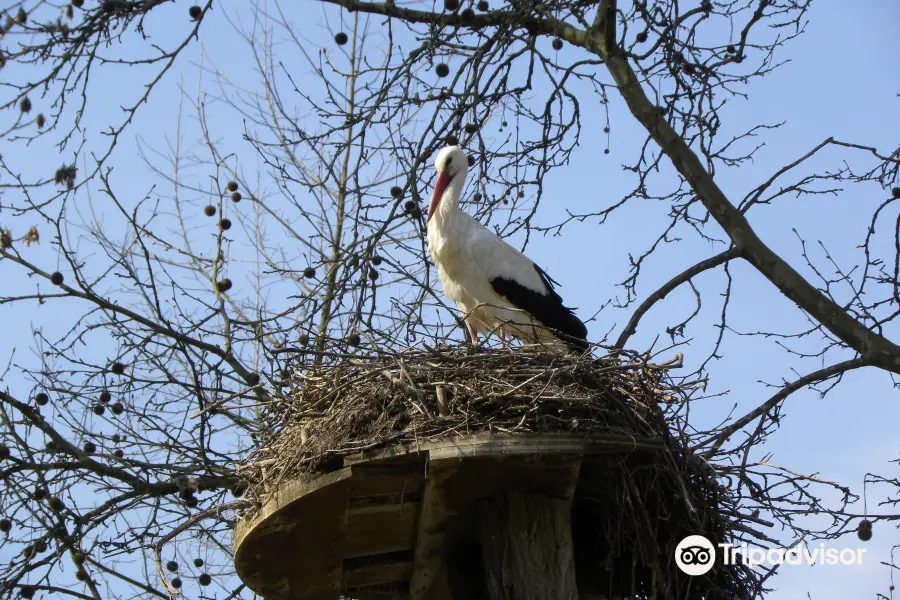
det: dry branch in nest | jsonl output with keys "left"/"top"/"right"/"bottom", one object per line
{"left": 239, "top": 347, "right": 759, "bottom": 599}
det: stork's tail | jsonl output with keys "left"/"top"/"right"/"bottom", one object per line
{"left": 550, "top": 310, "right": 589, "bottom": 353}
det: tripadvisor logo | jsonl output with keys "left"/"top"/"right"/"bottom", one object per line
{"left": 675, "top": 535, "right": 868, "bottom": 576}
{"left": 675, "top": 535, "right": 716, "bottom": 576}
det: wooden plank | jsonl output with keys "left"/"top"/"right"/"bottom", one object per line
{"left": 408, "top": 459, "right": 458, "bottom": 600}
{"left": 426, "top": 432, "right": 661, "bottom": 460}
{"left": 344, "top": 444, "right": 428, "bottom": 466}
{"left": 344, "top": 433, "right": 661, "bottom": 469}
{"left": 343, "top": 556, "right": 413, "bottom": 588}
{"left": 344, "top": 501, "right": 421, "bottom": 558}
{"left": 345, "top": 586, "right": 410, "bottom": 600}
{"left": 348, "top": 461, "right": 426, "bottom": 499}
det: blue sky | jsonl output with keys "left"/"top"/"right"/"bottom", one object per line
{"left": 1, "top": 1, "right": 897, "bottom": 598}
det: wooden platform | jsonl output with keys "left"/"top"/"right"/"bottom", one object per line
{"left": 233, "top": 432, "right": 662, "bottom": 600}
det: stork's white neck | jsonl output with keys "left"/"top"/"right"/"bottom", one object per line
{"left": 431, "top": 169, "right": 467, "bottom": 228}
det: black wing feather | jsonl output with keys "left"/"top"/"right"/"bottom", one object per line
{"left": 490, "top": 264, "right": 588, "bottom": 351}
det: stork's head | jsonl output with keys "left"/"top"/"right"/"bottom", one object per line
{"left": 428, "top": 146, "right": 468, "bottom": 223}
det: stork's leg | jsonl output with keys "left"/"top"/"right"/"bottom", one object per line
{"left": 499, "top": 325, "right": 507, "bottom": 349}
{"left": 466, "top": 322, "right": 479, "bottom": 346}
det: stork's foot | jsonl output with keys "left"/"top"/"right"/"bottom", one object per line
{"left": 465, "top": 323, "right": 481, "bottom": 352}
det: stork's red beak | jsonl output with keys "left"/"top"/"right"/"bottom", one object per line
{"left": 428, "top": 171, "right": 453, "bottom": 223}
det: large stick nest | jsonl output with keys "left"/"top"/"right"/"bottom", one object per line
{"left": 240, "top": 347, "right": 758, "bottom": 599}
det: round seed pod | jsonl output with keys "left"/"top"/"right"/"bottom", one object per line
{"left": 73, "top": 551, "right": 86, "bottom": 565}
{"left": 892, "top": 187, "right": 900, "bottom": 199}
{"left": 216, "top": 279, "right": 233, "bottom": 293}
{"left": 198, "top": 573, "right": 212, "bottom": 586}
{"left": 219, "top": 218, "right": 232, "bottom": 231}
{"left": 390, "top": 186, "right": 402, "bottom": 198}
{"left": 477, "top": 0, "right": 488, "bottom": 10}
{"left": 48, "top": 496, "right": 64, "bottom": 512}
{"left": 371, "top": 255, "right": 383, "bottom": 266}
{"left": 0, "top": 518, "right": 12, "bottom": 533}
{"left": 334, "top": 32, "right": 348, "bottom": 45}
{"left": 188, "top": 5, "right": 202, "bottom": 19}
{"left": 110, "top": 362, "right": 126, "bottom": 375}
{"left": 35, "top": 392, "right": 49, "bottom": 406}
{"left": 226, "top": 181, "right": 238, "bottom": 192}
{"left": 194, "top": 558, "right": 204, "bottom": 568}
{"left": 857, "top": 519, "right": 873, "bottom": 541}
{"left": 76, "top": 569, "right": 88, "bottom": 581}
{"left": 303, "top": 267, "right": 316, "bottom": 279}
{"left": 460, "top": 8, "right": 474, "bottom": 21}
{"left": 368, "top": 269, "right": 379, "bottom": 281}
{"left": 446, "top": 134, "right": 459, "bottom": 146}
{"left": 552, "top": 38, "right": 563, "bottom": 50}
{"left": 444, "top": 0, "right": 459, "bottom": 10}
{"left": 171, "top": 577, "right": 182, "bottom": 589}
{"left": 435, "top": 63, "right": 449, "bottom": 78}
{"left": 83, "top": 441, "right": 96, "bottom": 454}
{"left": 167, "top": 560, "right": 178, "bottom": 573}
{"left": 50, "top": 272, "right": 64, "bottom": 285}
{"left": 92, "top": 404, "right": 105, "bottom": 416}
{"left": 230, "top": 192, "right": 242, "bottom": 203}
{"left": 203, "top": 205, "right": 216, "bottom": 217}
{"left": 99, "top": 390, "right": 111, "bottom": 403}
{"left": 347, "top": 332, "right": 361, "bottom": 346}
{"left": 113, "top": 448, "right": 124, "bottom": 458}
{"left": 111, "top": 402, "right": 125, "bottom": 415}
{"left": 0, "top": 444, "right": 10, "bottom": 460}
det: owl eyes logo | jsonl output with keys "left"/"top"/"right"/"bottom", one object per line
{"left": 681, "top": 546, "right": 711, "bottom": 565}
{"left": 675, "top": 535, "right": 716, "bottom": 576}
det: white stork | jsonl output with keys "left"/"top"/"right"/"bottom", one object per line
{"left": 426, "top": 146, "right": 588, "bottom": 352}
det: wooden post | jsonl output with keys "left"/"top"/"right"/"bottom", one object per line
{"left": 475, "top": 492, "right": 578, "bottom": 600}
